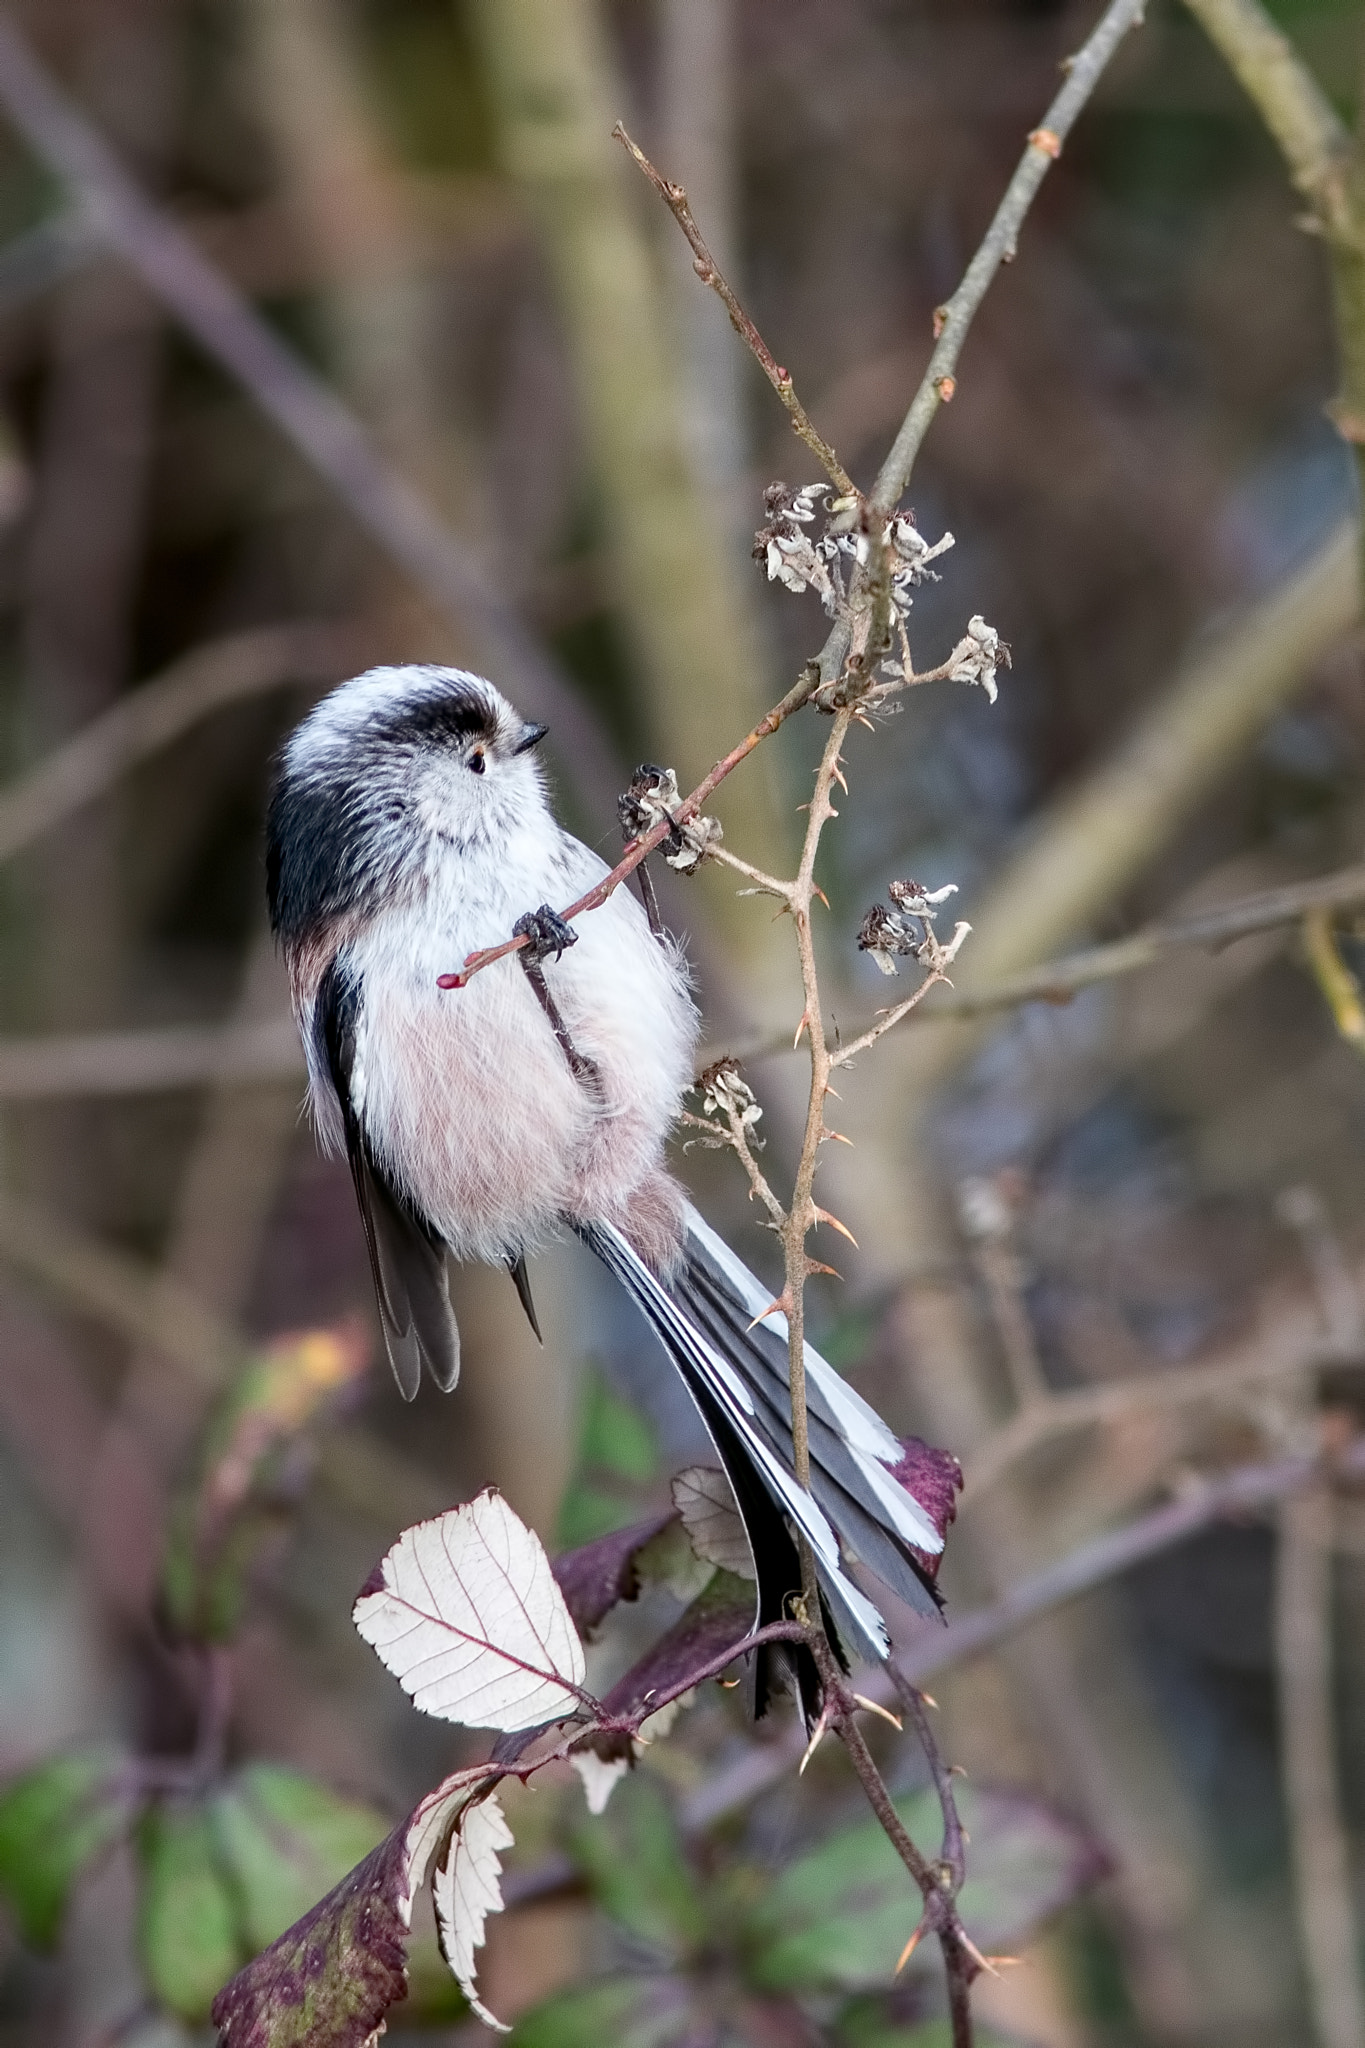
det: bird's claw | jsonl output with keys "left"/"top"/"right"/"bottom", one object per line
{"left": 514, "top": 904, "right": 578, "bottom": 965}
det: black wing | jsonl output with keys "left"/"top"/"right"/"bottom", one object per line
{"left": 316, "top": 957, "right": 460, "bottom": 1399}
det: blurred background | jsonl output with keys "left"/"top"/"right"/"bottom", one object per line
{"left": 2, "top": 0, "right": 1365, "bottom": 2044}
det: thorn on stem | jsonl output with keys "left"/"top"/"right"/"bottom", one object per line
{"left": 746, "top": 1291, "right": 792, "bottom": 1332}
{"left": 852, "top": 1692, "right": 903, "bottom": 1731}
{"left": 798, "top": 1707, "right": 830, "bottom": 1775}
{"left": 813, "top": 1205, "right": 859, "bottom": 1248}
{"left": 896, "top": 1920, "right": 927, "bottom": 1973}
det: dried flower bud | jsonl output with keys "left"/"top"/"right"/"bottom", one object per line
{"left": 948, "top": 614, "right": 1011, "bottom": 704}
{"left": 888, "top": 878, "right": 960, "bottom": 915}
{"left": 698, "top": 1057, "right": 764, "bottom": 1139}
{"left": 856, "top": 903, "right": 908, "bottom": 976}
{"left": 858, "top": 878, "right": 960, "bottom": 975}
{"left": 617, "top": 764, "right": 722, "bottom": 874}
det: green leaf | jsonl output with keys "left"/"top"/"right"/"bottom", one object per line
{"left": 211, "top": 1765, "right": 389, "bottom": 1953}
{"left": 0, "top": 1749, "right": 128, "bottom": 1949}
{"left": 509, "top": 1975, "right": 697, "bottom": 2048}
{"left": 744, "top": 1783, "right": 1105, "bottom": 1993}
{"left": 578, "top": 1377, "right": 656, "bottom": 1483}
{"left": 556, "top": 1480, "right": 643, "bottom": 1549}
{"left": 568, "top": 1772, "right": 705, "bottom": 1957}
{"left": 138, "top": 1801, "right": 242, "bottom": 2020}
{"left": 556, "top": 1373, "right": 658, "bottom": 1548}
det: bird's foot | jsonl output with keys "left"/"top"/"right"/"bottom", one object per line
{"left": 513, "top": 904, "right": 578, "bottom": 965}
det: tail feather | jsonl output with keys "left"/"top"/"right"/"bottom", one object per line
{"left": 579, "top": 1209, "right": 951, "bottom": 1715}
{"left": 677, "top": 1241, "right": 942, "bottom": 1619}
{"left": 579, "top": 1221, "right": 889, "bottom": 1666}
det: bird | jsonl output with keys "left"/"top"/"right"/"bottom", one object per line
{"left": 266, "top": 663, "right": 952, "bottom": 1707}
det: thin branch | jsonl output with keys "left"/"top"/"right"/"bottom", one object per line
{"left": 965, "top": 1276, "right": 1362, "bottom": 1501}
{"left": 0, "top": 1190, "right": 244, "bottom": 1392}
{"left": 0, "top": 18, "right": 620, "bottom": 814}
{"left": 930, "top": 862, "right": 1365, "bottom": 1021}
{"left": 906, "top": 1439, "right": 1365, "bottom": 1686}
{"left": 1276, "top": 1481, "right": 1365, "bottom": 2048}
{"left": 726, "top": 861, "right": 1365, "bottom": 1064}
{"left": 811, "top": 1627, "right": 975, "bottom": 2048}
{"left": 0, "top": 622, "right": 362, "bottom": 866}
{"left": 614, "top": 123, "right": 857, "bottom": 499}
{"left": 1179, "top": 0, "right": 1350, "bottom": 231}
{"left": 831, "top": 922, "right": 971, "bottom": 1066}
{"left": 871, "top": 0, "right": 1148, "bottom": 511}
{"left": 0, "top": 1016, "right": 304, "bottom": 1101}
{"left": 441, "top": 661, "right": 822, "bottom": 986}
{"left": 708, "top": 842, "right": 793, "bottom": 900}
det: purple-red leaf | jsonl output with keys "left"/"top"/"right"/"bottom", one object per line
{"left": 888, "top": 1436, "right": 962, "bottom": 1579}
{"left": 551, "top": 1510, "right": 676, "bottom": 1637}
{"left": 210, "top": 1833, "right": 408, "bottom": 2048}
{"left": 212, "top": 1764, "right": 497, "bottom": 2048}
{"left": 598, "top": 1569, "right": 757, "bottom": 1727}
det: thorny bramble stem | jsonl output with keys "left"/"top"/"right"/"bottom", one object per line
{"left": 613, "top": 123, "right": 858, "bottom": 501}
{"left": 871, "top": 0, "right": 1149, "bottom": 511}
{"left": 804, "top": 1629, "right": 978, "bottom": 2048}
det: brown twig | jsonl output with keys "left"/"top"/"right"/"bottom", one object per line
{"left": 1178, "top": 0, "right": 1350, "bottom": 232}
{"left": 871, "top": 0, "right": 1149, "bottom": 510}
{"left": 830, "top": 922, "right": 972, "bottom": 1067}
{"left": 439, "top": 662, "right": 822, "bottom": 986}
{"left": 1276, "top": 1480, "right": 1365, "bottom": 2048}
{"left": 0, "top": 1017, "right": 304, "bottom": 1100}
{"left": 0, "top": 622, "right": 364, "bottom": 867}
{"left": 811, "top": 1628, "right": 976, "bottom": 2048}
{"left": 0, "top": 18, "right": 620, "bottom": 815}
{"left": 613, "top": 122, "right": 857, "bottom": 500}
{"left": 781, "top": 709, "right": 858, "bottom": 1607}
{"left": 726, "top": 860, "right": 1365, "bottom": 1064}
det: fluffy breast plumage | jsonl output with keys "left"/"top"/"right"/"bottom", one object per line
{"left": 338, "top": 831, "right": 698, "bottom": 1264}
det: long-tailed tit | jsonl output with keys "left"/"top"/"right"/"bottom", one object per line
{"left": 267, "top": 665, "right": 947, "bottom": 1703}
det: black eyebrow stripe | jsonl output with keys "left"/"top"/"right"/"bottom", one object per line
{"left": 368, "top": 693, "right": 498, "bottom": 748}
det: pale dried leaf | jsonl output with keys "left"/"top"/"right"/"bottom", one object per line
{"left": 671, "top": 1466, "right": 755, "bottom": 1581}
{"left": 354, "top": 1491, "right": 586, "bottom": 1732}
{"left": 398, "top": 1764, "right": 500, "bottom": 1922}
{"left": 570, "top": 1751, "right": 630, "bottom": 1816}
{"left": 432, "top": 1792, "right": 515, "bottom": 2031}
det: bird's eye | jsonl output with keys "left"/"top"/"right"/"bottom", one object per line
{"left": 469, "top": 749, "right": 486, "bottom": 776}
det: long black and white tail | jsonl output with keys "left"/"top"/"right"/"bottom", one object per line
{"left": 578, "top": 1204, "right": 948, "bottom": 1713}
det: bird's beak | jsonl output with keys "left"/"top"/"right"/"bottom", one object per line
{"left": 513, "top": 720, "right": 549, "bottom": 755}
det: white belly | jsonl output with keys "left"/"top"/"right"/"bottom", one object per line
{"left": 342, "top": 826, "right": 697, "bottom": 1263}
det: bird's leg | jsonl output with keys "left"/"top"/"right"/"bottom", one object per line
{"left": 513, "top": 906, "right": 603, "bottom": 1094}
{"left": 634, "top": 858, "right": 664, "bottom": 938}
